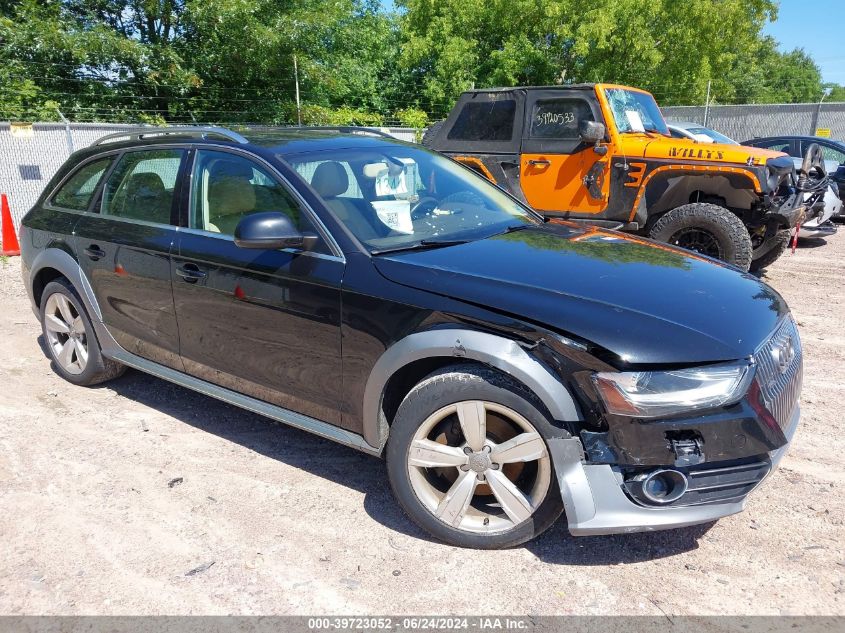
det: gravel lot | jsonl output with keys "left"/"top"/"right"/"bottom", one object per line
{"left": 0, "top": 234, "right": 843, "bottom": 616}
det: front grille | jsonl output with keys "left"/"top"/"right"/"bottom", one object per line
{"left": 753, "top": 316, "right": 803, "bottom": 430}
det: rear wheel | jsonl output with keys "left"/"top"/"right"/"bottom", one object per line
{"left": 40, "top": 279, "right": 125, "bottom": 386}
{"left": 386, "top": 365, "right": 563, "bottom": 549}
{"left": 750, "top": 229, "right": 791, "bottom": 272}
{"left": 649, "top": 202, "right": 753, "bottom": 270}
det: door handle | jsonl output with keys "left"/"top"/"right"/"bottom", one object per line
{"left": 527, "top": 159, "right": 551, "bottom": 167}
{"left": 176, "top": 264, "right": 207, "bottom": 282}
{"left": 84, "top": 245, "right": 106, "bottom": 261}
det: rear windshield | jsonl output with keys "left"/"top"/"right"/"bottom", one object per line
{"left": 447, "top": 99, "right": 516, "bottom": 141}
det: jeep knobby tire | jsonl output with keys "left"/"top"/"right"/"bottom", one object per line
{"left": 421, "top": 120, "right": 446, "bottom": 149}
{"left": 649, "top": 202, "right": 754, "bottom": 271}
{"left": 750, "top": 229, "right": 791, "bottom": 273}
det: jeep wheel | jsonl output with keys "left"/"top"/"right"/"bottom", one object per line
{"left": 749, "top": 229, "right": 791, "bottom": 273}
{"left": 649, "top": 203, "right": 753, "bottom": 270}
{"left": 421, "top": 120, "right": 446, "bottom": 149}
{"left": 40, "top": 279, "right": 125, "bottom": 386}
{"left": 386, "top": 365, "right": 563, "bottom": 549}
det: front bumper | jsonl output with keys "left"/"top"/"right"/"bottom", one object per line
{"left": 550, "top": 403, "right": 800, "bottom": 536}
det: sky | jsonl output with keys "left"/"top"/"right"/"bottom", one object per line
{"left": 380, "top": 1, "right": 844, "bottom": 85}
{"left": 763, "top": 0, "right": 845, "bottom": 84}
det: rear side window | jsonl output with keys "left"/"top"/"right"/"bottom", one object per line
{"left": 51, "top": 158, "right": 112, "bottom": 211}
{"left": 529, "top": 99, "right": 594, "bottom": 139}
{"left": 448, "top": 100, "right": 516, "bottom": 141}
{"left": 101, "top": 150, "right": 184, "bottom": 224}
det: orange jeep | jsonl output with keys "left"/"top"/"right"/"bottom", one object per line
{"left": 422, "top": 84, "right": 807, "bottom": 271}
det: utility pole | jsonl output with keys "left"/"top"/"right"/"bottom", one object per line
{"left": 294, "top": 54, "right": 302, "bottom": 126}
{"left": 703, "top": 80, "right": 711, "bottom": 127}
{"left": 810, "top": 87, "right": 832, "bottom": 136}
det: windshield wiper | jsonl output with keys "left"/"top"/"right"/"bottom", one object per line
{"left": 370, "top": 238, "right": 469, "bottom": 256}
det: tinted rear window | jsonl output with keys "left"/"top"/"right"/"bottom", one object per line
{"left": 51, "top": 158, "right": 112, "bottom": 211}
{"left": 447, "top": 100, "right": 516, "bottom": 141}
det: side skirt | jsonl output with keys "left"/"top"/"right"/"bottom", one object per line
{"left": 106, "top": 348, "right": 382, "bottom": 456}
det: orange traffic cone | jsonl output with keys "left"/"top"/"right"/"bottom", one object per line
{"left": 1, "top": 193, "right": 21, "bottom": 256}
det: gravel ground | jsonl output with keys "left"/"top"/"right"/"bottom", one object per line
{"left": 0, "top": 234, "right": 843, "bottom": 616}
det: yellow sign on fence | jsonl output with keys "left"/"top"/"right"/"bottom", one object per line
{"left": 815, "top": 128, "right": 831, "bottom": 138}
{"left": 9, "top": 123, "right": 34, "bottom": 139}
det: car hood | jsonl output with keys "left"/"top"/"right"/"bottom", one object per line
{"left": 373, "top": 223, "right": 788, "bottom": 365}
{"left": 639, "top": 134, "right": 784, "bottom": 166}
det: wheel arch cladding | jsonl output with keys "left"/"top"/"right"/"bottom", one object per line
{"left": 362, "top": 329, "right": 583, "bottom": 449}
{"left": 30, "top": 248, "right": 105, "bottom": 325}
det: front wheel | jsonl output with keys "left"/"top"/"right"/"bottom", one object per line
{"left": 649, "top": 203, "right": 753, "bottom": 271}
{"left": 386, "top": 365, "right": 564, "bottom": 549}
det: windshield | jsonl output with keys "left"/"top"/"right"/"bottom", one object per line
{"left": 284, "top": 145, "right": 538, "bottom": 252}
{"left": 605, "top": 88, "right": 669, "bottom": 135}
{"left": 687, "top": 127, "right": 739, "bottom": 145}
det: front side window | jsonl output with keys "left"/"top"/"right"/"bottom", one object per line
{"left": 529, "top": 99, "right": 594, "bottom": 139}
{"left": 52, "top": 158, "right": 112, "bottom": 211}
{"left": 447, "top": 99, "right": 516, "bottom": 141}
{"left": 285, "top": 145, "right": 537, "bottom": 253}
{"left": 191, "top": 150, "right": 326, "bottom": 252}
{"left": 101, "top": 149, "right": 184, "bottom": 224}
{"left": 605, "top": 88, "right": 669, "bottom": 135}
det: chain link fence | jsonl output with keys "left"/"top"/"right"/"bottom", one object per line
{"left": 662, "top": 102, "right": 845, "bottom": 142}
{"left": 0, "top": 123, "right": 417, "bottom": 231}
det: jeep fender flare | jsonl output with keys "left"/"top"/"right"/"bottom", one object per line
{"left": 362, "top": 329, "right": 583, "bottom": 449}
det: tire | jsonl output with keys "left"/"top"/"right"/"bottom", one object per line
{"left": 749, "top": 229, "right": 791, "bottom": 273}
{"left": 421, "top": 120, "right": 446, "bottom": 149}
{"left": 649, "top": 202, "right": 753, "bottom": 271}
{"left": 385, "top": 364, "right": 564, "bottom": 549}
{"left": 40, "top": 278, "right": 125, "bottom": 386}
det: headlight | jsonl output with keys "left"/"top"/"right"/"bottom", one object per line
{"left": 592, "top": 362, "right": 754, "bottom": 418}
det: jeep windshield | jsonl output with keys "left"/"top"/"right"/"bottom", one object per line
{"left": 605, "top": 88, "right": 669, "bottom": 136}
{"left": 284, "top": 145, "right": 540, "bottom": 253}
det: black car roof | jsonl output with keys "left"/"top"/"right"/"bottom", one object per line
{"left": 464, "top": 84, "right": 596, "bottom": 94}
{"left": 84, "top": 127, "right": 412, "bottom": 157}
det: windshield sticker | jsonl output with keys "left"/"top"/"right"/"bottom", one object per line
{"left": 375, "top": 169, "right": 410, "bottom": 198}
{"left": 625, "top": 110, "right": 645, "bottom": 133}
{"left": 372, "top": 200, "right": 414, "bottom": 234}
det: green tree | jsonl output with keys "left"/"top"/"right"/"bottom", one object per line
{"left": 397, "top": 0, "right": 823, "bottom": 112}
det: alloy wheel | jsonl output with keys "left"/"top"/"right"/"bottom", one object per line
{"left": 669, "top": 227, "right": 724, "bottom": 259}
{"left": 44, "top": 293, "right": 88, "bottom": 375}
{"left": 406, "top": 400, "right": 551, "bottom": 534}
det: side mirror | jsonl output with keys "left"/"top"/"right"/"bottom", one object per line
{"left": 579, "top": 120, "right": 606, "bottom": 144}
{"left": 234, "top": 212, "right": 315, "bottom": 250}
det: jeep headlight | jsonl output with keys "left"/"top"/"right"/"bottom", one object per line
{"left": 592, "top": 362, "right": 754, "bottom": 418}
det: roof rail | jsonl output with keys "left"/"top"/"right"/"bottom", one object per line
{"left": 298, "top": 126, "right": 398, "bottom": 139}
{"left": 93, "top": 126, "right": 249, "bottom": 146}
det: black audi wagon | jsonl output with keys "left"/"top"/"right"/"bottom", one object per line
{"left": 20, "top": 126, "right": 802, "bottom": 548}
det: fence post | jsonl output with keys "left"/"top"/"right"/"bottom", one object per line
{"left": 810, "top": 88, "right": 832, "bottom": 135}
{"left": 56, "top": 108, "right": 74, "bottom": 154}
{"left": 703, "top": 80, "right": 711, "bottom": 127}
